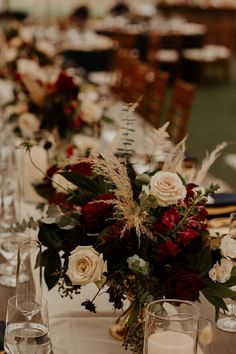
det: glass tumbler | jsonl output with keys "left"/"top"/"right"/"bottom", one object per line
{"left": 4, "top": 295, "right": 52, "bottom": 354}
{"left": 143, "top": 299, "right": 200, "bottom": 354}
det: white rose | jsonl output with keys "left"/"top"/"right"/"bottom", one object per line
{"left": 18, "top": 113, "right": 40, "bottom": 137}
{"left": 220, "top": 235, "right": 236, "bottom": 259}
{"left": 80, "top": 100, "right": 102, "bottom": 124}
{"left": 66, "top": 245, "right": 107, "bottom": 286}
{"left": 209, "top": 258, "right": 233, "bottom": 283}
{"left": 51, "top": 171, "right": 77, "bottom": 193}
{"left": 148, "top": 171, "right": 186, "bottom": 207}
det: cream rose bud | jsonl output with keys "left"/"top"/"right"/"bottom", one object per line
{"left": 220, "top": 235, "right": 236, "bottom": 259}
{"left": 148, "top": 171, "right": 186, "bottom": 207}
{"left": 80, "top": 100, "right": 102, "bottom": 124}
{"left": 18, "top": 113, "right": 40, "bottom": 137}
{"left": 66, "top": 245, "right": 107, "bottom": 287}
{"left": 209, "top": 258, "right": 233, "bottom": 283}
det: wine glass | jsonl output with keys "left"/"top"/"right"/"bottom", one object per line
{"left": 216, "top": 212, "right": 236, "bottom": 332}
{"left": 4, "top": 294, "right": 52, "bottom": 354}
{"left": 16, "top": 239, "right": 42, "bottom": 300}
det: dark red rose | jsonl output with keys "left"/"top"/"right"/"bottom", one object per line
{"left": 69, "top": 162, "right": 93, "bottom": 176}
{"left": 55, "top": 72, "right": 77, "bottom": 94}
{"left": 178, "top": 228, "right": 199, "bottom": 246}
{"left": 165, "top": 264, "right": 203, "bottom": 301}
{"left": 81, "top": 193, "right": 115, "bottom": 233}
{"left": 161, "top": 208, "right": 181, "bottom": 229}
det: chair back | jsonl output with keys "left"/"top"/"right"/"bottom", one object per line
{"left": 144, "top": 69, "right": 169, "bottom": 128}
{"left": 167, "top": 79, "right": 195, "bottom": 144}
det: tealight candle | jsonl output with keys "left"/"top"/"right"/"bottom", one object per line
{"left": 148, "top": 330, "right": 195, "bottom": 354}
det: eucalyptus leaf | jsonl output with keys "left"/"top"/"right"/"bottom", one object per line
{"left": 46, "top": 204, "right": 61, "bottom": 218}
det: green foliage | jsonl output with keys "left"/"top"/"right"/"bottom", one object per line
{"left": 42, "top": 249, "right": 61, "bottom": 290}
{"left": 60, "top": 171, "right": 101, "bottom": 194}
{"left": 187, "top": 246, "right": 212, "bottom": 277}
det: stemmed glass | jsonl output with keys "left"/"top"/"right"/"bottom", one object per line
{"left": 217, "top": 212, "right": 236, "bottom": 332}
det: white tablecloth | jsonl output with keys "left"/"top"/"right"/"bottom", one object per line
{"left": 45, "top": 284, "right": 130, "bottom": 354}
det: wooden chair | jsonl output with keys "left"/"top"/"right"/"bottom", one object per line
{"left": 126, "top": 61, "right": 154, "bottom": 107}
{"left": 166, "top": 79, "right": 195, "bottom": 144}
{"left": 143, "top": 69, "right": 169, "bottom": 128}
{"left": 110, "top": 48, "right": 138, "bottom": 100}
{"left": 148, "top": 32, "right": 182, "bottom": 79}
{"left": 181, "top": 20, "right": 235, "bottom": 81}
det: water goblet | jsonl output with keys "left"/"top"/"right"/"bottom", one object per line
{"left": 143, "top": 299, "right": 200, "bottom": 354}
{"left": 4, "top": 294, "right": 52, "bottom": 354}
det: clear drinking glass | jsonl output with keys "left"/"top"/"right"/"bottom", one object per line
{"left": 143, "top": 299, "right": 200, "bottom": 354}
{"left": 216, "top": 212, "right": 236, "bottom": 332}
{"left": 4, "top": 295, "right": 52, "bottom": 354}
{"left": 16, "top": 239, "right": 42, "bottom": 300}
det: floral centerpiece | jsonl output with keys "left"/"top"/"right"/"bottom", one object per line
{"left": 3, "top": 63, "right": 104, "bottom": 141}
{"left": 29, "top": 119, "right": 236, "bottom": 353}
{"left": 0, "top": 21, "right": 56, "bottom": 79}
